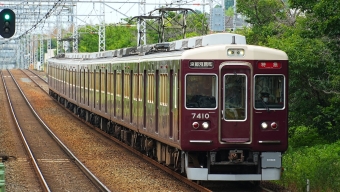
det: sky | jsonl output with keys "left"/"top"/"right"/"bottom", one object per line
{"left": 75, "top": 0, "right": 208, "bottom": 25}
{"left": 13, "top": 0, "right": 214, "bottom": 37}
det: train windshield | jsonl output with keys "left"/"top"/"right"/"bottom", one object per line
{"left": 186, "top": 75, "right": 217, "bottom": 108}
{"left": 254, "top": 75, "right": 284, "bottom": 109}
{"left": 224, "top": 74, "right": 247, "bottom": 120}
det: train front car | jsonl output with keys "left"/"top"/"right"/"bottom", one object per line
{"left": 180, "top": 39, "right": 288, "bottom": 181}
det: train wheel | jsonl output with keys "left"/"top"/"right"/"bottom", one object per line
{"left": 251, "top": 181, "right": 260, "bottom": 187}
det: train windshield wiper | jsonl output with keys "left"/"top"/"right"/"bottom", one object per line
{"left": 261, "top": 100, "right": 270, "bottom": 112}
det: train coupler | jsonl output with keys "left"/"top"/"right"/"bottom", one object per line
{"left": 228, "top": 149, "right": 244, "bottom": 163}
{"left": 210, "top": 152, "right": 217, "bottom": 165}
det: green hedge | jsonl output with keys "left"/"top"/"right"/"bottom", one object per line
{"left": 277, "top": 140, "right": 340, "bottom": 191}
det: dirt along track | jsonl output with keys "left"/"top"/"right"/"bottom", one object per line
{"left": 0, "top": 72, "right": 43, "bottom": 191}
{"left": 5, "top": 69, "right": 198, "bottom": 191}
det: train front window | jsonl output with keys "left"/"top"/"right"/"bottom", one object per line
{"left": 255, "top": 75, "right": 284, "bottom": 109}
{"left": 186, "top": 75, "right": 217, "bottom": 108}
{"left": 224, "top": 74, "right": 247, "bottom": 121}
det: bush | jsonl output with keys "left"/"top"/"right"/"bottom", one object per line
{"left": 278, "top": 141, "right": 340, "bottom": 191}
{"left": 289, "top": 126, "right": 328, "bottom": 148}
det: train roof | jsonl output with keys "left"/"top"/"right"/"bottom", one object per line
{"left": 48, "top": 33, "right": 287, "bottom": 65}
{"left": 182, "top": 44, "right": 288, "bottom": 60}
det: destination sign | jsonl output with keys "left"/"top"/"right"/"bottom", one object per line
{"left": 189, "top": 61, "right": 214, "bottom": 68}
{"left": 258, "top": 61, "right": 282, "bottom": 69}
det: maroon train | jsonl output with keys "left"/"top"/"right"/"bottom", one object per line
{"left": 48, "top": 33, "right": 288, "bottom": 181}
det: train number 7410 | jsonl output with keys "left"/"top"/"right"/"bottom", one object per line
{"left": 191, "top": 113, "right": 210, "bottom": 119}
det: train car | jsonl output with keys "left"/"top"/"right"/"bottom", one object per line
{"left": 48, "top": 33, "right": 288, "bottom": 181}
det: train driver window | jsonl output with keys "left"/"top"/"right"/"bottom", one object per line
{"left": 186, "top": 75, "right": 217, "bottom": 108}
{"left": 254, "top": 75, "right": 284, "bottom": 109}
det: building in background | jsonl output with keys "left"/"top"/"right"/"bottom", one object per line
{"left": 224, "top": 0, "right": 248, "bottom": 31}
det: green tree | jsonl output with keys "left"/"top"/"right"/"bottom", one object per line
{"left": 237, "top": 0, "right": 287, "bottom": 26}
{"left": 237, "top": 0, "right": 299, "bottom": 44}
{"left": 237, "top": 0, "right": 340, "bottom": 141}
{"left": 289, "top": 0, "right": 340, "bottom": 38}
{"left": 78, "top": 24, "right": 137, "bottom": 52}
{"left": 78, "top": 25, "right": 100, "bottom": 52}
{"left": 106, "top": 24, "right": 137, "bottom": 50}
{"left": 165, "top": 12, "right": 208, "bottom": 41}
{"left": 186, "top": 13, "right": 209, "bottom": 37}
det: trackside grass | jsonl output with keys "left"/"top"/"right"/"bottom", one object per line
{"left": 276, "top": 126, "right": 340, "bottom": 191}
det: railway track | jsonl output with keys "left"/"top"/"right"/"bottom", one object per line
{"left": 1, "top": 69, "right": 109, "bottom": 191}
{"left": 9, "top": 68, "right": 197, "bottom": 191}
{"left": 22, "top": 69, "right": 212, "bottom": 192}
{"left": 23, "top": 69, "right": 49, "bottom": 92}
{"left": 14, "top": 69, "right": 275, "bottom": 192}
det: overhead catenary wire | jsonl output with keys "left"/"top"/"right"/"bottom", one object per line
{"left": 17, "top": 0, "right": 64, "bottom": 40}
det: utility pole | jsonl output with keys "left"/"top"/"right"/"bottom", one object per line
{"left": 72, "top": 1, "right": 79, "bottom": 53}
{"left": 98, "top": 0, "right": 105, "bottom": 52}
{"left": 233, "top": 0, "right": 237, "bottom": 32}
{"left": 137, "top": 0, "right": 146, "bottom": 46}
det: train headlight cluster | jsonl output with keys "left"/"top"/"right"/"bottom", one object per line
{"left": 192, "top": 122, "right": 199, "bottom": 129}
{"left": 192, "top": 121, "right": 210, "bottom": 130}
{"left": 261, "top": 122, "right": 279, "bottom": 130}
{"left": 202, "top": 122, "right": 209, "bottom": 129}
{"left": 227, "top": 48, "right": 245, "bottom": 57}
{"left": 271, "top": 122, "right": 278, "bottom": 129}
{"left": 261, "top": 122, "right": 268, "bottom": 129}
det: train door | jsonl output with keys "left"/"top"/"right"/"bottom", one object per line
{"left": 86, "top": 68, "right": 90, "bottom": 106}
{"left": 104, "top": 68, "right": 108, "bottom": 113}
{"left": 220, "top": 62, "right": 252, "bottom": 143}
{"left": 155, "top": 70, "right": 159, "bottom": 133}
{"left": 72, "top": 68, "right": 76, "bottom": 100}
{"left": 61, "top": 67, "right": 65, "bottom": 95}
{"left": 80, "top": 67, "right": 85, "bottom": 104}
{"left": 101, "top": 68, "right": 107, "bottom": 112}
{"left": 67, "top": 68, "right": 70, "bottom": 97}
{"left": 95, "top": 68, "right": 100, "bottom": 110}
{"left": 116, "top": 70, "right": 123, "bottom": 119}
{"left": 142, "top": 70, "right": 146, "bottom": 129}
{"left": 123, "top": 68, "right": 132, "bottom": 123}
{"left": 132, "top": 69, "right": 141, "bottom": 127}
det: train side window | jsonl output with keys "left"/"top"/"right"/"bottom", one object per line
{"left": 185, "top": 75, "right": 217, "bottom": 109}
{"left": 124, "top": 72, "right": 130, "bottom": 99}
{"left": 116, "top": 72, "right": 121, "bottom": 97}
{"left": 133, "top": 73, "right": 138, "bottom": 101}
{"left": 138, "top": 74, "right": 143, "bottom": 101}
{"left": 147, "top": 73, "right": 155, "bottom": 103}
{"left": 254, "top": 75, "right": 284, "bottom": 109}
{"left": 160, "top": 73, "right": 168, "bottom": 106}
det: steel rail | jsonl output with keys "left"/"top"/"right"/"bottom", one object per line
{"left": 26, "top": 69, "right": 48, "bottom": 83}
{"left": 96, "top": 127, "right": 213, "bottom": 192}
{"left": 9, "top": 69, "right": 111, "bottom": 192}
{"left": 1, "top": 70, "right": 51, "bottom": 192}
{"left": 25, "top": 69, "right": 212, "bottom": 191}
{"left": 43, "top": 84, "right": 212, "bottom": 192}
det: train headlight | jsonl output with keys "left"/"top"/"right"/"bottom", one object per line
{"left": 261, "top": 122, "right": 268, "bottom": 129}
{"left": 192, "top": 122, "right": 199, "bottom": 129}
{"left": 202, "top": 122, "right": 209, "bottom": 129}
{"left": 227, "top": 48, "right": 245, "bottom": 57}
{"left": 271, "top": 122, "right": 278, "bottom": 129}
{"left": 227, "top": 50, "right": 235, "bottom": 55}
